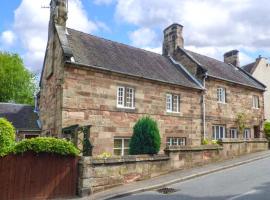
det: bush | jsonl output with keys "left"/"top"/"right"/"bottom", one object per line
{"left": 264, "top": 121, "right": 270, "bottom": 140}
{"left": 0, "top": 118, "right": 15, "bottom": 156}
{"left": 129, "top": 116, "right": 161, "bottom": 155}
{"left": 13, "top": 137, "right": 79, "bottom": 156}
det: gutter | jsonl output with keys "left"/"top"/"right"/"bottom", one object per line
{"left": 202, "top": 73, "right": 208, "bottom": 140}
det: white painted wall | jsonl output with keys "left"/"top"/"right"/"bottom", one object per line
{"left": 252, "top": 58, "right": 270, "bottom": 121}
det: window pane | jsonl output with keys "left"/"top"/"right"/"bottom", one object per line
{"left": 114, "top": 149, "right": 121, "bottom": 156}
{"left": 166, "top": 94, "right": 172, "bottom": 111}
{"left": 124, "top": 149, "right": 129, "bottom": 156}
{"left": 173, "top": 95, "right": 179, "bottom": 112}
{"left": 114, "top": 139, "right": 122, "bottom": 148}
{"left": 117, "top": 87, "right": 124, "bottom": 106}
{"left": 124, "top": 139, "right": 130, "bottom": 148}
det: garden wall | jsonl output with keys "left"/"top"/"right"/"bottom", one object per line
{"left": 0, "top": 152, "right": 78, "bottom": 200}
{"left": 78, "top": 139, "right": 268, "bottom": 196}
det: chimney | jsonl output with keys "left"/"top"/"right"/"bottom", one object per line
{"left": 223, "top": 50, "right": 240, "bottom": 67}
{"left": 50, "top": 0, "right": 68, "bottom": 27}
{"left": 162, "top": 23, "right": 184, "bottom": 56}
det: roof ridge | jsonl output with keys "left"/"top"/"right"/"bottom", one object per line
{"left": 67, "top": 27, "right": 163, "bottom": 57}
{"left": 186, "top": 49, "right": 230, "bottom": 67}
{"left": 242, "top": 61, "right": 256, "bottom": 68}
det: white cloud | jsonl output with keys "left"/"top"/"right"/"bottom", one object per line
{"left": 129, "top": 28, "right": 157, "bottom": 47}
{"left": 6, "top": 0, "right": 107, "bottom": 73}
{"left": 0, "top": 30, "right": 16, "bottom": 46}
{"left": 115, "top": 0, "right": 270, "bottom": 64}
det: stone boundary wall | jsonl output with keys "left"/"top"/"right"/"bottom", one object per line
{"left": 77, "top": 139, "right": 268, "bottom": 196}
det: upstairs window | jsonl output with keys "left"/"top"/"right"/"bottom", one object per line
{"left": 117, "top": 87, "right": 135, "bottom": 109}
{"left": 252, "top": 95, "right": 260, "bottom": 109}
{"left": 217, "top": 87, "right": 226, "bottom": 103}
{"left": 166, "top": 94, "right": 180, "bottom": 113}
{"left": 166, "top": 137, "right": 186, "bottom": 146}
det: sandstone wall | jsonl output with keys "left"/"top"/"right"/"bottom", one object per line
{"left": 205, "top": 78, "right": 265, "bottom": 139}
{"left": 39, "top": 28, "right": 64, "bottom": 136}
{"left": 62, "top": 65, "right": 203, "bottom": 155}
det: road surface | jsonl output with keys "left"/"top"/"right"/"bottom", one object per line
{"left": 115, "top": 157, "right": 270, "bottom": 200}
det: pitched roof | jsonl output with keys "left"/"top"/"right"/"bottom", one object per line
{"left": 242, "top": 62, "right": 256, "bottom": 74}
{"left": 0, "top": 103, "right": 40, "bottom": 131}
{"left": 184, "top": 50, "right": 265, "bottom": 90}
{"left": 64, "top": 28, "right": 203, "bottom": 90}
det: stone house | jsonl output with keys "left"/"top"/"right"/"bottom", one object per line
{"left": 0, "top": 103, "right": 41, "bottom": 140}
{"left": 39, "top": 0, "right": 266, "bottom": 156}
{"left": 243, "top": 56, "right": 270, "bottom": 121}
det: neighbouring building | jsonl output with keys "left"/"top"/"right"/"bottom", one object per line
{"left": 243, "top": 56, "right": 270, "bottom": 121}
{"left": 39, "top": 0, "right": 266, "bottom": 156}
{"left": 0, "top": 103, "right": 41, "bottom": 140}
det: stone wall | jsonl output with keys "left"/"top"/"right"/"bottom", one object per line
{"left": 205, "top": 78, "right": 265, "bottom": 139}
{"left": 39, "top": 26, "right": 64, "bottom": 136}
{"left": 62, "top": 65, "right": 203, "bottom": 155}
{"left": 77, "top": 140, "right": 268, "bottom": 196}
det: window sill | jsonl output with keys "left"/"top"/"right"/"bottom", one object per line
{"left": 217, "top": 102, "right": 226, "bottom": 104}
{"left": 117, "top": 106, "right": 135, "bottom": 110}
{"left": 252, "top": 107, "right": 260, "bottom": 110}
{"left": 166, "top": 111, "right": 180, "bottom": 114}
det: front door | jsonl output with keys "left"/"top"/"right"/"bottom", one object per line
{"left": 254, "top": 126, "right": 260, "bottom": 138}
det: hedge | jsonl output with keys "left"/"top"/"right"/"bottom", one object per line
{"left": 13, "top": 137, "right": 80, "bottom": 156}
{"left": 0, "top": 118, "right": 15, "bottom": 156}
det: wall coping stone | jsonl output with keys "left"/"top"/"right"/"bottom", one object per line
{"left": 221, "top": 138, "right": 268, "bottom": 144}
{"left": 164, "top": 145, "right": 223, "bottom": 152}
{"left": 79, "top": 154, "right": 170, "bottom": 165}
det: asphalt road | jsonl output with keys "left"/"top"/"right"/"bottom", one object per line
{"left": 114, "top": 157, "right": 270, "bottom": 200}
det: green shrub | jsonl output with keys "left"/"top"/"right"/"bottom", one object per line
{"left": 13, "top": 137, "right": 79, "bottom": 156}
{"left": 129, "top": 116, "right": 161, "bottom": 155}
{"left": 264, "top": 121, "right": 270, "bottom": 140}
{"left": 202, "top": 139, "right": 209, "bottom": 145}
{"left": 0, "top": 118, "right": 15, "bottom": 156}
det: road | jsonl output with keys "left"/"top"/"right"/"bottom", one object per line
{"left": 115, "top": 157, "right": 270, "bottom": 200}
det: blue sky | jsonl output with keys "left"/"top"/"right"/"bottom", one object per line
{"left": 0, "top": 0, "right": 269, "bottom": 74}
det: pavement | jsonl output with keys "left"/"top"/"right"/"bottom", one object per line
{"left": 69, "top": 150, "right": 270, "bottom": 200}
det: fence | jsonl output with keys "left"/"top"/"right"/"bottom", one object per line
{"left": 0, "top": 152, "right": 78, "bottom": 200}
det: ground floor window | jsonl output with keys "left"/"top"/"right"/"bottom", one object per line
{"left": 24, "top": 134, "right": 39, "bottom": 139}
{"left": 113, "top": 137, "right": 130, "bottom": 156}
{"left": 230, "top": 128, "right": 238, "bottom": 139}
{"left": 166, "top": 137, "right": 186, "bottom": 146}
{"left": 244, "top": 128, "right": 251, "bottom": 139}
{"left": 212, "top": 125, "right": 226, "bottom": 140}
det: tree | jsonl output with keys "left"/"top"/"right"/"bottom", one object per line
{"left": 0, "top": 118, "right": 15, "bottom": 156}
{"left": 0, "top": 52, "right": 37, "bottom": 105}
{"left": 264, "top": 121, "right": 270, "bottom": 140}
{"left": 236, "top": 113, "right": 247, "bottom": 136}
{"left": 129, "top": 116, "right": 161, "bottom": 155}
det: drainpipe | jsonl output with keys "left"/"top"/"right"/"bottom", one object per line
{"left": 202, "top": 73, "right": 208, "bottom": 140}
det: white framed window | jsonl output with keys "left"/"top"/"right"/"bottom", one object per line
{"left": 166, "top": 94, "right": 180, "bottom": 113}
{"left": 113, "top": 137, "right": 130, "bottom": 156}
{"left": 252, "top": 95, "right": 260, "bottom": 109}
{"left": 244, "top": 129, "right": 251, "bottom": 139}
{"left": 212, "top": 125, "right": 226, "bottom": 140}
{"left": 230, "top": 128, "right": 238, "bottom": 139}
{"left": 217, "top": 87, "right": 226, "bottom": 103}
{"left": 166, "top": 137, "right": 186, "bottom": 146}
{"left": 117, "top": 87, "right": 135, "bottom": 109}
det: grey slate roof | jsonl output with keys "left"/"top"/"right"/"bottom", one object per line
{"left": 185, "top": 50, "right": 265, "bottom": 90}
{"left": 242, "top": 62, "right": 256, "bottom": 74}
{"left": 0, "top": 103, "right": 40, "bottom": 131}
{"left": 65, "top": 28, "right": 202, "bottom": 90}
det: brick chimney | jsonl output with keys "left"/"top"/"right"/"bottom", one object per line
{"left": 223, "top": 50, "right": 240, "bottom": 67}
{"left": 50, "top": 0, "right": 68, "bottom": 27}
{"left": 162, "top": 23, "right": 184, "bottom": 56}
